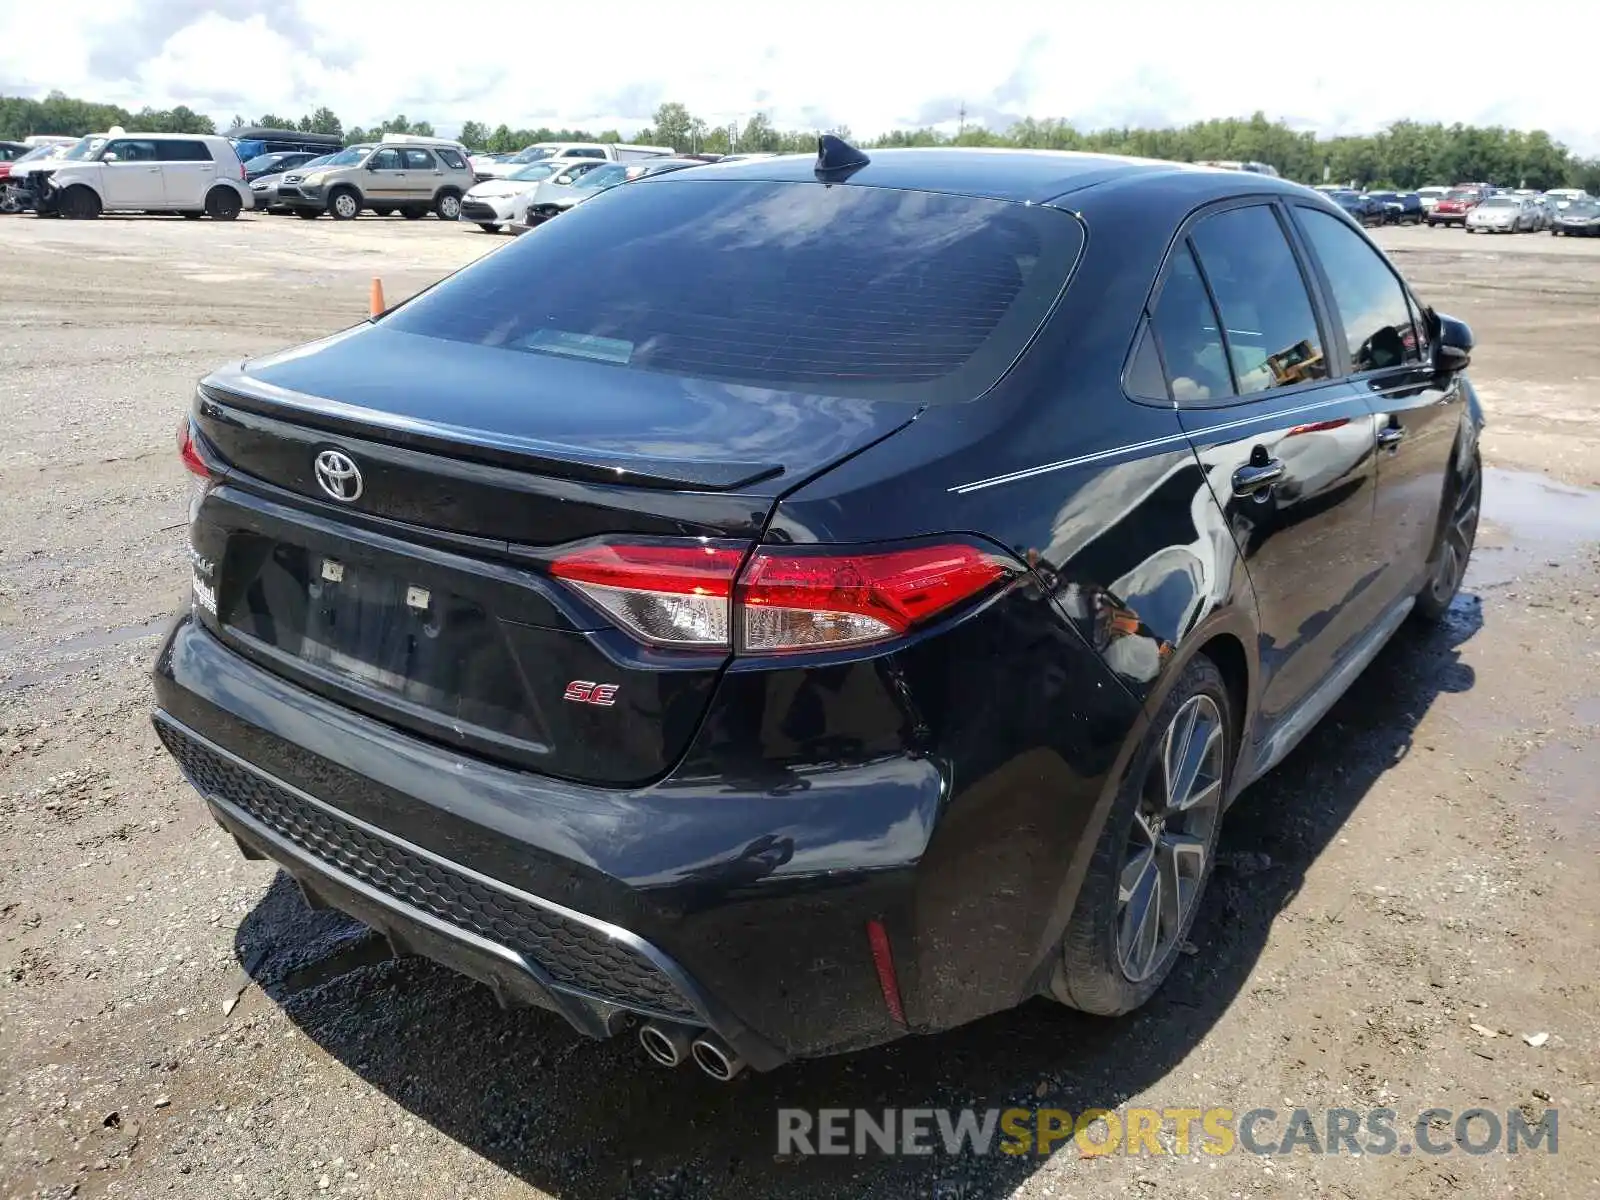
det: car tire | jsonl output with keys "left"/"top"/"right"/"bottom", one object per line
{"left": 205, "top": 187, "right": 242, "bottom": 221}
{"left": 370, "top": 207, "right": 394, "bottom": 217}
{"left": 1050, "top": 653, "right": 1233, "bottom": 1016}
{"left": 58, "top": 186, "right": 102, "bottom": 220}
{"left": 401, "top": 207, "right": 426, "bottom": 220}
{"left": 434, "top": 191, "right": 463, "bottom": 221}
{"left": 1414, "top": 450, "right": 1481, "bottom": 624}
{"left": 476, "top": 223, "right": 501, "bottom": 233}
{"left": 328, "top": 189, "right": 360, "bottom": 220}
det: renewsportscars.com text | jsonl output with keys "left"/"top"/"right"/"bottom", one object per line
{"left": 777, "top": 1106, "right": 1558, "bottom": 1158}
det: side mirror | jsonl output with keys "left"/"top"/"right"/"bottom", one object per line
{"left": 1430, "top": 310, "right": 1473, "bottom": 373}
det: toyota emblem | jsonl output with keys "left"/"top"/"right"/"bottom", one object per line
{"left": 313, "top": 449, "right": 363, "bottom": 502}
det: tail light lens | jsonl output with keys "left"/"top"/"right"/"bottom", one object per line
{"left": 550, "top": 544, "right": 743, "bottom": 647}
{"left": 551, "top": 540, "right": 1011, "bottom": 653}
{"left": 176, "top": 417, "right": 211, "bottom": 478}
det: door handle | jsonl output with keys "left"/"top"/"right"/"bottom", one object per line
{"left": 1232, "top": 457, "right": 1285, "bottom": 499}
{"left": 1377, "top": 424, "right": 1406, "bottom": 449}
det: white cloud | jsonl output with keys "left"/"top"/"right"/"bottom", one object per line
{"left": 2, "top": 0, "right": 1596, "bottom": 154}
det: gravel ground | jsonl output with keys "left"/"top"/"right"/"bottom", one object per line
{"left": 1, "top": 213, "right": 1597, "bottom": 1200}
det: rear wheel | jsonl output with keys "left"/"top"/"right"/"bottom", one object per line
{"left": 401, "top": 206, "right": 426, "bottom": 220}
{"left": 205, "top": 187, "right": 242, "bottom": 221}
{"left": 59, "top": 186, "right": 101, "bottom": 220}
{"left": 370, "top": 206, "right": 394, "bottom": 217}
{"left": 1051, "top": 655, "right": 1232, "bottom": 1015}
{"left": 1414, "top": 450, "right": 1481, "bottom": 623}
{"left": 329, "top": 189, "right": 360, "bottom": 220}
{"left": 434, "top": 191, "right": 462, "bottom": 221}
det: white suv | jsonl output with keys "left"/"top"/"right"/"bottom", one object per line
{"left": 27, "top": 129, "right": 251, "bottom": 220}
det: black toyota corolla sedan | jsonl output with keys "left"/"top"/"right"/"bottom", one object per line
{"left": 154, "top": 140, "right": 1484, "bottom": 1080}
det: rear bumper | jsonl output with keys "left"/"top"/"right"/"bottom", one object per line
{"left": 157, "top": 711, "right": 732, "bottom": 1041}
{"left": 152, "top": 613, "right": 957, "bottom": 1065}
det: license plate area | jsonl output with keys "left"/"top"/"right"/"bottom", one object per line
{"left": 225, "top": 537, "right": 540, "bottom": 743}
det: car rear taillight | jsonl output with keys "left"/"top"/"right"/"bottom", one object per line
{"left": 737, "top": 544, "right": 1010, "bottom": 651}
{"left": 176, "top": 417, "right": 211, "bottom": 478}
{"left": 550, "top": 544, "right": 743, "bottom": 647}
{"left": 551, "top": 540, "right": 1012, "bottom": 653}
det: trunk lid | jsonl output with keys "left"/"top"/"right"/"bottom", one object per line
{"left": 188, "top": 322, "right": 920, "bottom": 786}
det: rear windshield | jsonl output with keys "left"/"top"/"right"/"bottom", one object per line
{"left": 386, "top": 179, "right": 1084, "bottom": 401}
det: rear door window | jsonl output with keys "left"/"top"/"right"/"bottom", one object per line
{"left": 402, "top": 149, "right": 436, "bottom": 170}
{"left": 1148, "top": 243, "right": 1234, "bottom": 403}
{"left": 156, "top": 139, "right": 214, "bottom": 162}
{"left": 1295, "top": 208, "right": 1425, "bottom": 373}
{"left": 1187, "top": 204, "right": 1329, "bottom": 395}
{"left": 385, "top": 180, "right": 1086, "bottom": 402}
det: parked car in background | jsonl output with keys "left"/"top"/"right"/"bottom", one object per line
{"left": 1543, "top": 188, "right": 1594, "bottom": 211}
{"left": 1327, "top": 189, "right": 1383, "bottom": 226}
{"left": 510, "top": 156, "right": 707, "bottom": 232}
{"left": 459, "top": 159, "right": 606, "bottom": 232}
{"left": 0, "top": 141, "right": 28, "bottom": 195}
{"left": 250, "top": 153, "right": 337, "bottom": 211}
{"left": 26, "top": 130, "right": 250, "bottom": 220}
{"left": 1416, "top": 185, "right": 1450, "bottom": 214}
{"left": 1428, "top": 187, "right": 1485, "bottom": 227}
{"left": 0, "top": 141, "right": 73, "bottom": 212}
{"left": 1552, "top": 198, "right": 1600, "bottom": 236}
{"left": 242, "top": 151, "right": 321, "bottom": 183}
{"left": 1465, "top": 194, "right": 1534, "bottom": 233}
{"left": 472, "top": 141, "right": 676, "bottom": 180}
{"left": 278, "top": 135, "right": 474, "bottom": 221}
{"left": 1363, "top": 191, "right": 1423, "bottom": 225}
{"left": 1528, "top": 195, "right": 1556, "bottom": 230}
{"left": 157, "top": 143, "right": 1483, "bottom": 1077}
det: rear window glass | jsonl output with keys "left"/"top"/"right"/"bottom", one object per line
{"left": 386, "top": 180, "right": 1083, "bottom": 401}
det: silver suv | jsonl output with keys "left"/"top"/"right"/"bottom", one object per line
{"left": 278, "top": 136, "right": 474, "bottom": 221}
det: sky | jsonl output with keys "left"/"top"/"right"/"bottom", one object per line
{"left": 3, "top": 0, "right": 1596, "bottom": 155}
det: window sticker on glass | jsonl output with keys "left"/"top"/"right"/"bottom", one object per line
{"left": 516, "top": 329, "right": 634, "bottom": 364}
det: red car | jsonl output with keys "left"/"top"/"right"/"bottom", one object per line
{"left": 0, "top": 141, "right": 30, "bottom": 182}
{"left": 1428, "top": 185, "right": 1489, "bottom": 227}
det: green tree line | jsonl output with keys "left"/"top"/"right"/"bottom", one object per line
{"left": 6, "top": 90, "right": 1598, "bottom": 193}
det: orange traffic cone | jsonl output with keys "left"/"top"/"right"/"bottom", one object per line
{"left": 369, "top": 277, "right": 385, "bottom": 317}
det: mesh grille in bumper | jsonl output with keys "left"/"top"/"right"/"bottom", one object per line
{"left": 155, "top": 720, "right": 696, "bottom": 1019}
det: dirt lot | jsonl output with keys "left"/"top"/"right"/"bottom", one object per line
{"left": 1, "top": 213, "right": 1597, "bottom": 1200}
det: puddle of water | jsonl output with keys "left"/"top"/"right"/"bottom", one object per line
{"left": 1469, "top": 468, "right": 1600, "bottom": 588}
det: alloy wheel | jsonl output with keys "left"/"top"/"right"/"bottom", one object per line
{"left": 1430, "top": 456, "right": 1481, "bottom": 604}
{"left": 1116, "top": 693, "right": 1225, "bottom": 983}
{"left": 333, "top": 194, "right": 358, "bottom": 219}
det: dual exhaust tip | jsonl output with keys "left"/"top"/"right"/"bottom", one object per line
{"left": 638, "top": 1021, "right": 744, "bottom": 1081}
